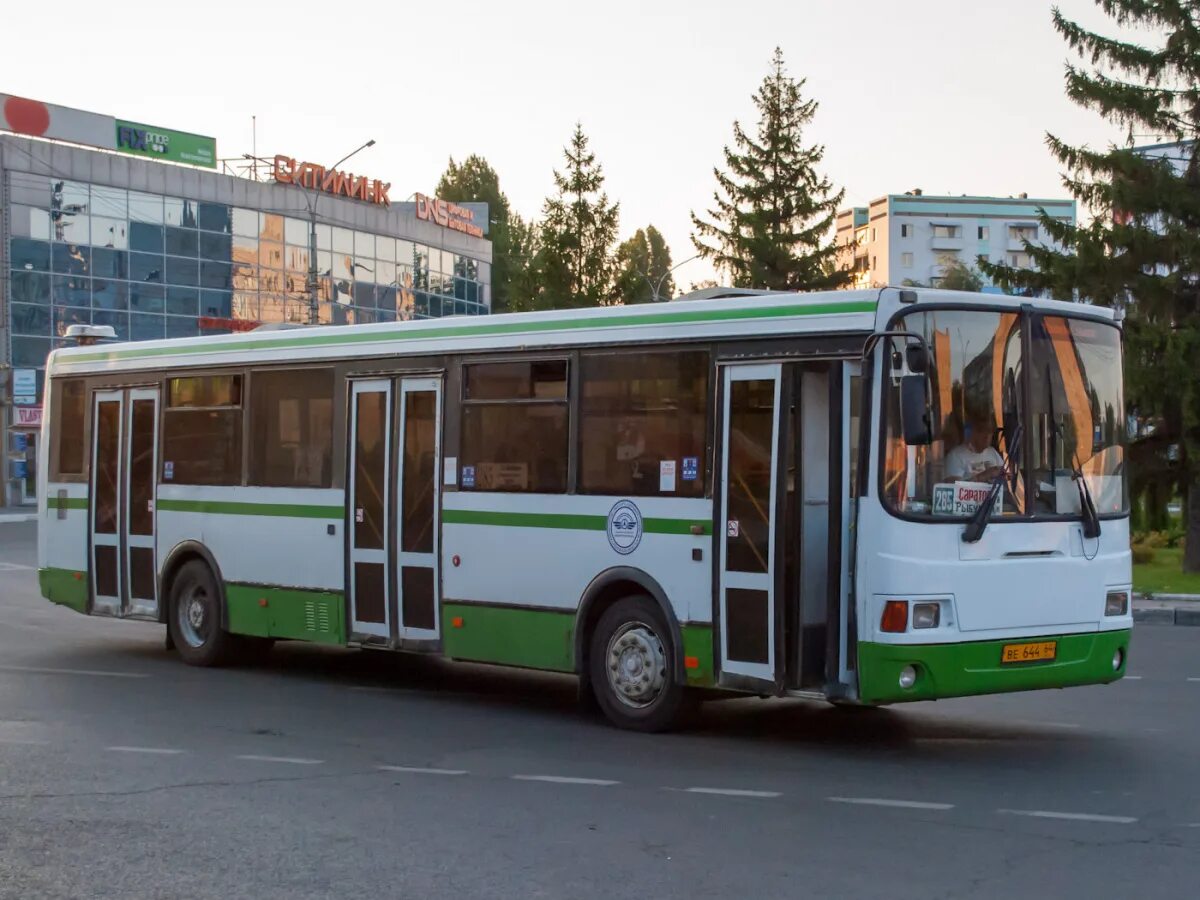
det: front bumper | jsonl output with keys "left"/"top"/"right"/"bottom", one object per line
{"left": 856, "top": 629, "right": 1131, "bottom": 704}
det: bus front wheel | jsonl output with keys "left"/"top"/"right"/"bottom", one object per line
{"left": 168, "top": 560, "right": 238, "bottom": 667}
{"left": 589, "top": 595, "right": 686, "bottom": 732}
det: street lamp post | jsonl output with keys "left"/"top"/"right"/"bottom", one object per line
{"left": 301, "top": 139, "right": 376, "bottom": 325}
{"left": 636, "top": 253, "right": 700, "bottom": 303}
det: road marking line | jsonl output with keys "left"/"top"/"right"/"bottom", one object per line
{"left": 0, "top": 562, "right": 33, "bottom": 571}
{"left": 235, "top": 754, "right": 324, "bottom": 766}
{"left": 0, "top": 665, "right": 148, "bottom": 679}
{"left": 1123, "top": 675, "right": 1143, "bottom": 680}
{"left": 378, "top": 765, "right": 467, "bottom": 776}
{"left": 511, "top": 772, "right": 619, "bottom": 787}
{"left": 106, "top": 746, "right": 184, "bottom": 755}
{"left": 1187, "top": 677, "right": 1200, "bottom": 683}
{"left": 0, "top": 737, "right": 49, "bottom": 746}
{"left": 997, "top": 809, "right": 1137, "bottom": 824}
{"left": 827, "top": 796, "right": 953, "bottom": 810}
{"left": 684, "top": 787, "right": 782, "bottom": 798}
{"left": 512, "top": 775, "right": 620, "bottom": 786}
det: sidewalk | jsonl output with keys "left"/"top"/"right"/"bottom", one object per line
{"left": 1133, "top": 593, "right": 1200, "bottom": 626}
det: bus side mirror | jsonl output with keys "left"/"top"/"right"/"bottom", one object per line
{"left": 900, "top": 375, "right": 933, "bottom": 445}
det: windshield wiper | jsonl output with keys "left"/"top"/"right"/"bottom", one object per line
{"left": 962, "top": 420, "right": 1022, "bottom": 544}
{"left": 1046, "top": 363, "right": 1101, "bottom": 538}
{"left": 1071, "top": 453, "right": 1102, "bottom": 539}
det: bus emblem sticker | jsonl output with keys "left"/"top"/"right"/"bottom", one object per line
{"left": 606, "top": 500, "right": 643, "bottom": 555}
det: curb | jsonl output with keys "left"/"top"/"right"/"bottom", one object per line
{"left": 0, "top": 513, "right": 36, "bottom": 525}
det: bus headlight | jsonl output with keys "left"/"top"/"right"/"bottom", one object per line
{"left": 1105, "top": 591, "right": 1129, "bottom": 616}
{"left": 912, "top": 603, "right": 940, "bottom": 629}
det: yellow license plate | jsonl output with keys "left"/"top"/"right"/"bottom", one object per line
{"left": 1001, "top": 641, "right": 1058, "bottom": 664}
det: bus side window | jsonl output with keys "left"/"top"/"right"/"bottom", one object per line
{"left": 460, "top": 360, "right": 568, "bottom": 494}
{"left": 248, "top": 368, "right": 334, "bottom": 489}
{"left": 54, "top": 379, "right": 87, "bottom": 477}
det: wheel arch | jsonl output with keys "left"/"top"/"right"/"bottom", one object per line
{"left": 158, "top": 540, "right": 228, "bottom": 629}
{"left": 574, "top": 567, "right": 685, "bottom": 689}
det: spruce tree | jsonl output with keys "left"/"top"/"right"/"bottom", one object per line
{"left": 979, "top": 1, "right": 1200, "bottom": 570}
{"left": 436, "top": 155, "right": 515, "bottom": 313}
{"left": 539, "top": 124, "right": 620, "bottom": 308}
{"left": 612, "top": 225, "right": 675, "bottom": 303}
{"left": 692, "top": 47, "right": 848, "bottom": 292}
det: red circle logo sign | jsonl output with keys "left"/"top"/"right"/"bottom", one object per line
{"left": 4, "top": 96, "right": 51, "bottom": 136}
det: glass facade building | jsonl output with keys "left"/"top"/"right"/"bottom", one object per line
{"left": 1, "top": 132, "right": 493, "bottom": 506}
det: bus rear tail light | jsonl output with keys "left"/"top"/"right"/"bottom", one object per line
{"left": 912, "top": 603, "right": 940, "bottom": 629}
{"left": 880, "top": 600, "right": 908, "bottom": 633}
{"left": 1105, "top": 591, "right": 1129, "bottom": 616}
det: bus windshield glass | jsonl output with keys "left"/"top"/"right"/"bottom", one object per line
{"left": 882, "top": 308, "right": 1126, "bottom": 519}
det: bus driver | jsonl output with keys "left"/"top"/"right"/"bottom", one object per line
{"left": 945, "top": 412, "right": 1005, "bottom": 483}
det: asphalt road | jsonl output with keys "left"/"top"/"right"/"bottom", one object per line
{"left": 1, "top": 520, "right": 1198, "bottom": 899}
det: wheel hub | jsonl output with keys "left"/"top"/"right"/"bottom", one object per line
{"left": 177, "top": 586, "right": 208, "bottom": 649}
{"left": 606, "top": 622, "right": 666, "bottom": 709}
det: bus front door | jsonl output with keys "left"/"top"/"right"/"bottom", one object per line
{"left": 717, "top": 363, "right": 784, "bottom": 690}
{"left": 347, "top": 376, "right": 443, "bottom": 645}
{"left": 89, "top": 387, "right": 160, "bottom": 619}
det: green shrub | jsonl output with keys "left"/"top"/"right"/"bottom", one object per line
{"left": 1132, "top": 543, "right": 1157, "bottom": 565}
{"left": 1140, "top": 530, "right": 1172, "bottom": 549}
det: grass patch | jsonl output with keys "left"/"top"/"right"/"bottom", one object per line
{"left": 1133, "top": 546, "right": 1200, "bottom": 595}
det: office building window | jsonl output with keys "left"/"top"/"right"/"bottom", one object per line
{"left": 932, "top": 224, "right": 961, "bottom": 239}
{"left": 900, "top": 224, "right": 912, "bottom": 238}
{"left": 978, "top": 226, "right": 990, "bottom": 241}
{"left": 1009, "top": 224, "right": 1038, "bottom": 242}
{"left": 901, "top": 252, "right": 914, "bottom": 267}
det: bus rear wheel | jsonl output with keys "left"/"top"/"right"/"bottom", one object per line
{"left": 168, "top": 560, "right": 238, "bottom": 667}
{"left": 589, "top": 595, "right": 685, "bottom": 732}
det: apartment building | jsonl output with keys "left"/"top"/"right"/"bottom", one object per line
{"left": 835, "top": 191, "right": 1076, "bottom": 291}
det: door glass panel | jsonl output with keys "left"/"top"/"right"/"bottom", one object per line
{"left": 353, "top": 562, "right": 386, "bottom": 624}
{"left": 353, "top": 392, "right": 387, "bottom": 550}
{"left": 725, "top": 379, "right": 775, "bottom": 573}
{"left": 401, "top": 390, "right": 436, "bottom": 553}
{"left": 128, "top": 399, "right": 155, "bottom": 535}
{"left": 95, "top": 545, "right": 119, "bottom": 596}
{"left": 93, "top": 400, "right": 121, "bottom": 534}
{"left": 726, "top": 587, "right": 770, "bottom": 663}
{"left": 401, "top": 566, "right": 435, "bottom": 630}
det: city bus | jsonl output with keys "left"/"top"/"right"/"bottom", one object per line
{"left": 36, "top": 286, "right": 1132, "bottom": 731}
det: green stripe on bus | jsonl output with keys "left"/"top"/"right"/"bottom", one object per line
{"left": 442, "top": 602, "right": 575, "bottom": 672}
{"left": 225, "top": 583, "right": 346, "bottom": 645}
{"left": 856, "top": 629, "right": 1132, "bottom": 704}
{"left": 65, "top": 299, "right": 878, "bottom": 364}
{"left": 442, "top": 508, "right": 711, "bottom": 535}
{"left": 39, "top": 567, "right": 89, "bottom": 613}
{"left": 156, "top": 498, "right": 342, "bottom": 518}
{"left": 46, "top": 496, "right": 88, "bottom": 510}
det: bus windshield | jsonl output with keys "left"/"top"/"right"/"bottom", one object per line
{"left": 882, "top": 307, "right": 1127, "bottom": 520}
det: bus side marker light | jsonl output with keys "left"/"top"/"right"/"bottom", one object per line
{"left": 258, "top": 598, "right": 268, "bottom": 608}
{"left": 684, "top": 656, "right": 699, "bottom": 669}
{"left": 73, "top": 572, "right": 83, "bottom": 581}
{"left": 880, "top": 600, "right": 908, "bottom": 633}
{"left": 1105, "top": 591, "right": 1128, "bottom": 616}
{"left": 452, "top": 616, "right": 464, "bottom": 629}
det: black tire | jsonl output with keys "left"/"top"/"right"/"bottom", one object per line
{"left": 167, "top": 560, "right": 238, "bottom": 667}
{"left": 588, "top": 595, "right": 686, "bottom": 732}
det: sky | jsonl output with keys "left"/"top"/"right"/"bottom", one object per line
{"left": 4, "top": 0, "right": 1138, "bottom": 289}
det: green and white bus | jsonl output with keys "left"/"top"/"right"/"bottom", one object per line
{"left": 37, "top": 286, "right": 1132, "bottom": 730}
